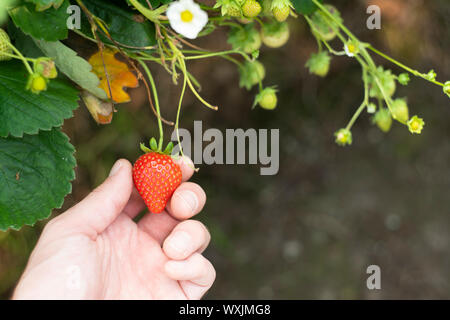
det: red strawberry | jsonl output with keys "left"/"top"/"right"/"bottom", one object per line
{"left": 133, "top": 152, "right": 182, "bottom": 213}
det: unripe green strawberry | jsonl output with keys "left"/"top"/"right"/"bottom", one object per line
{"left": 391, "top": 98, "right": 409, "bottom": 124}
{"left": 305, "top": 51, "right": 331, "bottom": 77}
{"left": 239, "top": 60, "right": 266, "bottom": 90}
{"left": 310, "top": 5, "right": 342, "bottom": 42}
{"left": 254, "top": 87, "right": 278, "bottom": 110}
{"left": 373, "top": 108, "right": 392, "bottom": 133}
{"left": 242, "top": 0, "right": 261, "bottom": 18}
{"left": 228, "top": 24, "right": 261, "bottom": 54}
{"left": 261, "top": 21, "right": 289, "bottom": 48}
{"left": 26, "top": 73, "right": 48, "bottom": 94}
{"left": 133, "top": 152, "right": 182, "bottom": 214}
{"left": 214, "top": 0, "right": 243, "bottom": 17}
{"left": 227, "top": 6, "right": 242, "bottom": 17}
{"left": 272, "top": 6, "right": 290, "bottom": 22}
{"left": 0, "top": 28, "right": 12, "bottom": 61}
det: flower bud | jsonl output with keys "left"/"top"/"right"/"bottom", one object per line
{"left": 398, "top": 73, "right": 410, "bottom": 86}
{"left": 334, "top": 128, "right": 352, "bottom": 146}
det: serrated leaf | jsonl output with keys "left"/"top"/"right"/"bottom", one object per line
{"left": 8, "top": 1, "right": 69, "bottom": 41}
{"left": 34, "top": 39, "right": 108, "bottom": 99}
{"left": 292, "top": 0, "right": 323, "bottom": 15}
{"left": 0, "top": 128, "right": 76, "bottom": 230}
{"left": 0, "top": 61, "right": 79, "bottom": 138}
{"left": 80, "top": 0, "right": 156, "bottom": 49}
{"left": 25, "top": 0, "right": 64, "bottom": 11}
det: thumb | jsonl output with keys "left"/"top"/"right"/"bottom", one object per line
{"left": 59, "top": 159, "right": 134, "bottom": 235}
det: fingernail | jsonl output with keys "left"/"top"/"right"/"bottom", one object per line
{"left": 175, "top": 190, "right": 198, "bottom": 214}
{"left": 109, "top": 160, "right": 122, "bottom": 177}
{"left": 167, "top": 231, "right": 191, "bottom": 256}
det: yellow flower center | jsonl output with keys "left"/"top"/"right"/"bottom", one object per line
{"left": 348, "top": 44, "right": 356, "bottom": 53}
{"left": 180, "top": 10, "right": 193, "bottom": 22}
{"left": 411, "top": 121, "right": 420, "bottom": 131}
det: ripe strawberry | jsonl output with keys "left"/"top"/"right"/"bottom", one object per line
{"left": 133, "top": 152, "right": 182, "bottom": 214}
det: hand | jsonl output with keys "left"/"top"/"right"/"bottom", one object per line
{"left": 13, "top": 157, "right": 215, "bottom": 300}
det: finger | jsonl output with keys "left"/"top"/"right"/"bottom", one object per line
{"left": 164, "top": 253, "right": 216, "bottom": 288}
{"left": 137, "top": 210, "right": 179, "bottom": 244}
{"left": 138, "top": 182, "right": 206, "bottom": 243}
{"left": 174, "top": 156, "right": 195, "bottom": 182}
{"left": 163, "top": 220, "right": 211, "bottom": 260}
{"left": 58, "top": 159, "right": 133, "bottom": 235}
{"left": 166, "top": 182, "right": 206, "bottom": 220}
{"left": 122, "top": 186, "right": 146, "bottom": 219}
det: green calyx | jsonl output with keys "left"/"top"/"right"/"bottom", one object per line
{"left": 228, "top": 24, "right": 262, "bottom": 54}
{"left": 140, "top": 138, "right": 174, "bottom": 155}
{"left": 305, "top": 51, "right": 331, "bottom": 77}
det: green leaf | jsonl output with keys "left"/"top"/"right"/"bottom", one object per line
{"left": 0, "top": 61, "right": 79, "bottom": 138}
{"left": 292, "top": 0, "right": 323, "bottom": 15}
{"left": 81, "top": 0, "right": 156, "bottom": 49}
{"left": 25, "top": 0, "right": 65, "bottom": 11}
{"left": 34, "top": 39, "right": 108, "bottom": 99}
{"left": 8, "top": 1, "right": 70, "bottom": 41}
{"left": 0, "top": 128, "right": 76, "bottom": 230}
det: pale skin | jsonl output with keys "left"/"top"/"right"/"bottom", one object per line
{"left": 13, "top": 157, "right": 215, "bottom": 299}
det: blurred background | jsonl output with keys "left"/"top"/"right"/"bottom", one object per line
{"left": 1, "top": 0, "right": 449, "bottom": 299}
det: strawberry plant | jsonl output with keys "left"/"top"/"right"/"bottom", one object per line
{"left": 0, "top": 0, "right": 448, "bottom": 230}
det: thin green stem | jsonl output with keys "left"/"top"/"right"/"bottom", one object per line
{"left": 367, "top": 45, "right": 444, "bottom": 87}
{"left": 5, "top": 42, "right": 33, "bottom": 74}
{"left": 137, "top": 59, "right": 164, "bottom": 150}
{"left": 175, "top": 59, "right": 188, "bottom": 159}
{"left": 346, "top": 68, "right": 369, "bottom": 130}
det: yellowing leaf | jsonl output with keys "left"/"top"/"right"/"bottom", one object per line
{"left": 88, "top": 48, "right": 138, "bottom": 103}
{"left": 81, "top": 91, "right": 114, "bottom": 125}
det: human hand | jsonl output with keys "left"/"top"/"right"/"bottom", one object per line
{"left": 13, "top": 157, "right": 215, "bottom": 300}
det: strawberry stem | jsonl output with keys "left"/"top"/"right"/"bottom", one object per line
{"left": 137, "top": 59, "right": 164, "bottom": 152}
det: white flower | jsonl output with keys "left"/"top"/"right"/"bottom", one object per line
{"left": 166, "top": 0, "right": 208, "bottom": 39}
{"left": 344, "top": 40, "right": 360, "bottom": 57}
